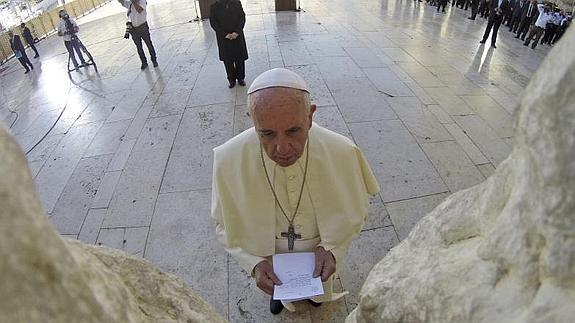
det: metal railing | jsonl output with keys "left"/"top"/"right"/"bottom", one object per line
{"left": 0, "top": 0, "right": 111, "bottom": 63}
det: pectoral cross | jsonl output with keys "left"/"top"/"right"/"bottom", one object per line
{"left": 281, "top": 223, "right": 301, "bottom": 251}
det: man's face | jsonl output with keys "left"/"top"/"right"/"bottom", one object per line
{"left": 251, "top": 88, "right": 316, "bottom": 167}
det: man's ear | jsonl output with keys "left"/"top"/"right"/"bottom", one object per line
{"left": 308, "top": 104, "right": 317, "bottom": 128}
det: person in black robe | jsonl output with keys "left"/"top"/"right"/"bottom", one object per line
{"left": 210, "top": 0, "right": 249, "bottom": 88}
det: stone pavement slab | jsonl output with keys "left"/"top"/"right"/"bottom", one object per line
{"left": 349, "top": 119, "right": 448, "bottom": 203}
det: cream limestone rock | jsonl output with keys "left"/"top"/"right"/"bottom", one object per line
{"left": 0, "top": 126, "right": 226, "bottom": 323}
{"left": 347, "top": 28, "right": 575, "bottom": 323}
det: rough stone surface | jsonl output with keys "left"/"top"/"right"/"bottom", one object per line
{"left": 347, "top": 28, "right": 575, "bottom": 323}
{"left": 0, "top": 126, "right": 226, "bottom": 323}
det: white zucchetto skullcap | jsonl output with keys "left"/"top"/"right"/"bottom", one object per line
{"left": 247, "top": 68, "right": 309, "bottom": 95}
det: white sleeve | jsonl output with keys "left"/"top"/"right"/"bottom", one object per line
{"left": 215, "top": 222, "right": 266, "bottom": 276}
{"left": 211, "top": 164, "right": 266, "bottom": 276}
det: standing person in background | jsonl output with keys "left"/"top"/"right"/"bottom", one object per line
{"left": 479, "top": 0, "right": 490, "bottom": 18}
{"left": 515, "top": 0, "right": 539, "bottom": 40}
{"left": 437, "top": 0, "right": 448, "bottom": 13}
{"left": 524, "top": 3, "right": 551, "bottom": 49}
{"left": 57, "top": 9, "right": 86, "bottom": 69}
{"left": 20, "top": 23, "right": 39, "bottom": 58}
{"left": 479, "top": 0, "right": 511, "bottom": 48}
{"left": 468, "top": 0, "right": 481, "bottom": 19}
{"left": 508, "top": 0, "right": 525, "bottom": 33}
{"left": 210, "top": 0, "right": 248, "bottom": 89}
{"left": 552, "top": 13, "right": 571, "bottom": 44}
{"left": 503, "top": 0, "right": 516, "bottom": 26}
{"left": 540, "top": 9, "right": 561, "bottom": 45}
{"left": 8, "top": 31, "right": 33, "bottom": 74}
{"left": 117, "top": 0, "right": 158, "bottom": 70}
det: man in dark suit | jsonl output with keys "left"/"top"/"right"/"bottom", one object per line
{"left": 515, "top": 0, "right": 539, "bottom": 41}
{"left": 8, "top": 31, "right": 34, "bottom": 74}
{"left": 509, "top": 0, "right": 525, "bottom": 32}
{"left": 20, "top": 23, "right": 39, "bottom": 58}
{"left": 503, "top": 0, "right": 516, "bottom": 26}
{"left": 479, "top": 0, "right": 511, "bottom": 48}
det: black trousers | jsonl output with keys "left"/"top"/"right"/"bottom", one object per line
{"left": 64, "top": 39, "right": 85, "bottom": 67}
{"left": 223, "top": 59, "right": 245, "bottom": 82}
{"left": 437, "top": 0, "right": 447, "bottom": 12}
{"left": 469, "top": 1, "right": 479, "bottom": 18}
{"left": 26, "top": 40, "right": 39, "bottom": 57}
{"left": 131, "top": 22, "right": 157, "bottom": 64}
{"left": 541, "top": 24, "right": 557, "bottom": 45}
{"left": 17, "top": 54, "right": 33, "bottom": 71}
{"left": 509, "top": 15, "right": 522, "bottom": 32}
{"left": 482, "top": 14, "right": 504, "bottom": 45}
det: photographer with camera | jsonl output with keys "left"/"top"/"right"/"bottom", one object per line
{"left": 57, "top": 10, "right": 86, "bottom": 69}
{"left": 117, "top": 0, "right": 157, "bottom": 70}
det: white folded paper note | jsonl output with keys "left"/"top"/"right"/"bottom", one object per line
{"left": 272, "top": 252, "right": 324, "bottom": 301}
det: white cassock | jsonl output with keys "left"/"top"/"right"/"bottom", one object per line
{"left": 211, "top": 123, "right": 380, "bottom": 310}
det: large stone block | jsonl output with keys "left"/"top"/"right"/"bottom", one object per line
{"left": 347, "top": 27, "right": 575, "bottom": 323}
{"left": 0, "top": 126, "right": 226, "bottom": 323}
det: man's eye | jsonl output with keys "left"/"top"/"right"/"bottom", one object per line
{"left": 287, "top": 128, "right": 300, "bottom": 134}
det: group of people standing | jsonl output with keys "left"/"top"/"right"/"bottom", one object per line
{"left": 426, "top": 0, "right": 572, "bottom": 49}
{"left": 7, "top": 23, "right": 39, "bottom": 74}
{"left": 7, "top": 0, "right": 158, "bottom": 74}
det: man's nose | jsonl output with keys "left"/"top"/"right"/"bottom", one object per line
{"left": 276, "top": 138, "right": 290, "bottom": 155}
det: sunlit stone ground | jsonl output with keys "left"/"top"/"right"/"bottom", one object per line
{"left": 0, "top": 0, "right": 551, "bottom": 321}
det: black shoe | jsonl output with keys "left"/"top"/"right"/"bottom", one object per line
{"left": 228, "top": 80, "right": 236, "bottom": 88}
{"left": 491, "top": 44, "right": 496, "bottom": 48}
{"left": 238, "top": 79, "right": 246, "bottom": 86}
{"left": 468, "top": 17, "right": 475, "bottom": 20}
{"left": 307, "top": 299, "right": 322, "bottom": 307}
{"left": 479, "top": 40, "right": 486, "bottom": 44}
{"left": 152, "top": 61, "right": 158, "bottom": 67}
{"left": 531, "top": 44, "right": 536, "bottom": 49}
{"left": 141, "top": 63, "right": 148, "bottom": 70}
{"left": 30, "top": 65, "right": 34, "bottom": 70}
{"left": 270, "top": 299, "right": 284, "bottom": 315}
{"left": 34, "top": 54, "right": 39, "bottom": 58}
{"left": 523, "top": 42, "right": 528, "bottom": 46}
{"left": 24, "top": 70, "right": 30, "bottom": 74}
{"left": 515, "top": 35, "right": 520, "bottom": 39}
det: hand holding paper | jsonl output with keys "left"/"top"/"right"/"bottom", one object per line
{"left": 272, "top": 253, "right": 325, "bottom": 301}
{"left": 254, "top": 260, "right": 281, "bottom": 295}
{"left": 313, "top": 246, "right": 336, "bottom": 282}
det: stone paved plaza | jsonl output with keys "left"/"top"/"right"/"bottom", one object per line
{"left": 0, "top": 0, "right": 551, "bottom": 321}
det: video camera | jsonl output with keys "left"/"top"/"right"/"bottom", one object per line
{"left": 124, "top": 22, "right": 133, "bottom": 39}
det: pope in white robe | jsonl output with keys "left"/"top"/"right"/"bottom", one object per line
{"left": 211, "top": 68, "right": 380, "bottom": 313}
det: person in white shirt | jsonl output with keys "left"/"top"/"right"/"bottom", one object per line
{"left": 117, "top": 0, "right": 157, "bottom": 70}
{"left": 541, "top": 10, "right": 562, "bottom": 45}
{"left": 211, "top": 68, "right": 380, "bottom": 315}
{"left": 57, "top": 10, "right": 86, "bottom": 69}
{"left": 523, "top": 3, "right": 551, "bottom": 49}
